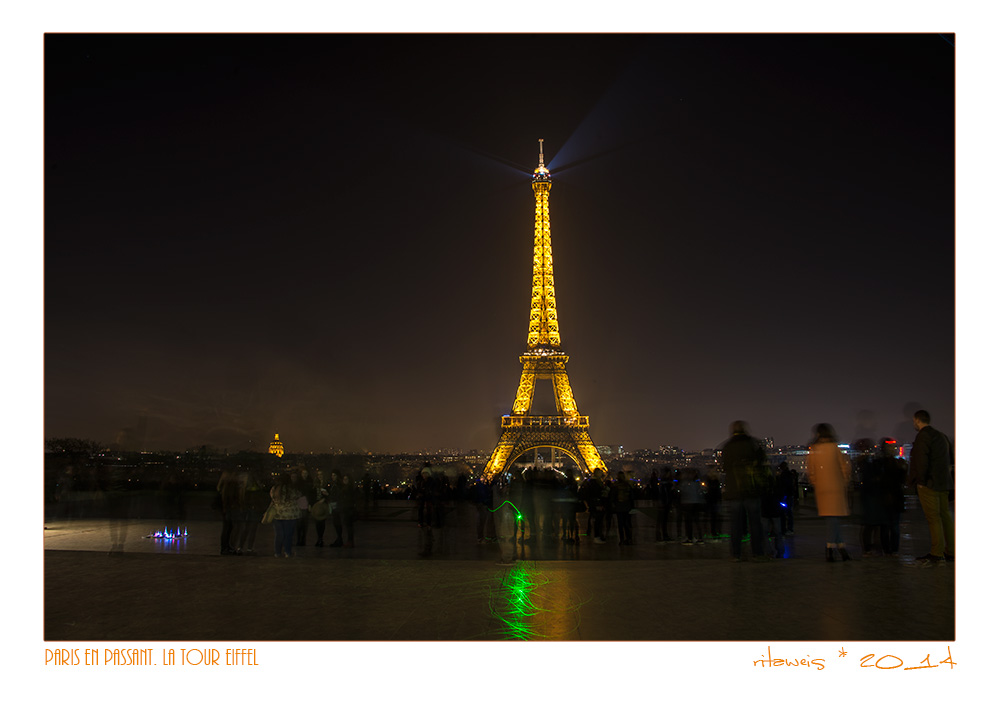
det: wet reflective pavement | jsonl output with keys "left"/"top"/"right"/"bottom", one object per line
{"left": 43, "top": 499, "right": 955, "bottom": 641}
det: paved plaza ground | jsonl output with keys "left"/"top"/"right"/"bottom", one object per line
{"left": 43, "top": 495, "right": 956, "bottom": 642}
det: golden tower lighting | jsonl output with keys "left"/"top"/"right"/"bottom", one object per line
{"left": 269, "top": 433, "right": 284, "bottom": 458}
{"left": 484, "top": 140, "right": 608, "bottom": 478}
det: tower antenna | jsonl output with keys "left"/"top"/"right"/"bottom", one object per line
{"left": 538, "top": 138, "right": 544, "bottom": 167}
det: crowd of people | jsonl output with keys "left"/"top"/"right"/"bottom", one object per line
{"left": 56, "top": 412, "right": 954, "bottom": 566}
{"left": 218, "top": 469, "right": 366, "bottom": 557}
{"left": 218, "top": 411, "right": 954, "bottom": 564}
{"left": 718, "top": 413, "right": 953, "bottom": 566}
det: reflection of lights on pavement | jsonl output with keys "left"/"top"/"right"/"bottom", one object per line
{"left": 494, "top": 563, "right": 537, "bottom": 640}
{"left": 488, "top": 563, "right": 588, "bottom": 641}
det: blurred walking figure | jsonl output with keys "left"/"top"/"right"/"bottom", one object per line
{"left": 491, "top": 476, "right": 516, "bottom": 564}
{"left": 613, "top": 472, "right": 634, "bottom": 545}
{"left": 511, "top": 470, "right": 534, "bottom": 544}
{"left": 807, "top": 423, "right": 852, "bottom": 562}
{"left": 328, "top": 471, "right": 345, "bottom": 547}
{"left": 337, "top": 473, "right": 358, "bottom": 548}
{"left": 161, "top": 470, "right": 187, "bottom": 537}
{"left": 294, "top": 469, "right": 313, "bottom": 546}
{"left": 679, "top": 468, "right": 705, "bottom": 545}
{"left": 705, "top": 471, "right": 723, "bottom": 539}
{"left": 858, "top": 439, "right": 907, "bottom": 556}
{"left": 416, "top": 467, "right": 435, "bottom": 555}
{"left": 228, "top": 472, "right": 252, "bottom": 555}
{"left": 236, "top": 471, "right": 269, "bottom": 555}
{"left": 471, "top": 477, "right": 496, "bottom": 544}
{"left": 310, "top": 483, "right": 330, "bottom": 547}
{"left": 558, "top": 475, "right": 580, "bottom": 544}
{"left": 760, "top": 468, "right": 785, "bottom": 557}
{"left": 101, "top": 464, "right": 130, "bottom": 556}
{"left": 269, "top": 473, "right": 301, "bottom": 558}
{"left": 908, "top": 410, "right": 955, "bottom": 566}
{"left": 602, "top": 474, "right": 616, "bottom": 542}
{"left": 722, "top": 421, "right": 768, "bottom": 561}
{"left": 653, "top": 471, "right": 672, "bottom": 543}
{"left": 217, "top": 470, "right": 242, "bottom": 556}
{"left": 583, "top": 471, "right": 605, "bottom": 542}
{"left": 877, "top": 438, "right": 907, "bottom": 556}
{"left": 855, "top": 440, "right": 883, "bottom": 556}
{"left": 776, "top": 461, "right": 798, "bottom": 535}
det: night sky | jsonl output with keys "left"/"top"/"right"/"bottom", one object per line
{"left": 44, "top": 33, "right": 956, "bottom": 455}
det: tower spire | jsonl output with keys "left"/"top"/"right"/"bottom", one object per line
{"left": 527, "top": 140, "right": 557, "bottom": 349}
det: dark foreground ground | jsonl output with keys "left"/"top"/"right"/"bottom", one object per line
{"left": 43, "top": 497, "right": 954, "bottom": 641}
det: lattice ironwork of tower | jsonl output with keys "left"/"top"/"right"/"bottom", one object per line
{"left": 483, "top": 140, "right": 608, "bottom": 479}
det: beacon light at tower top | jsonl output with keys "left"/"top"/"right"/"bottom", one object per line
{"left": 532, "top": 138, "right": 550, "bottom": 182}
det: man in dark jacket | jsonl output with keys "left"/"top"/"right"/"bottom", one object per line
{"left": 908, "top": 410, "right": 955, "bottom": 566}
{"left": 721, "top": 421, "right": 767, "bottom": 561}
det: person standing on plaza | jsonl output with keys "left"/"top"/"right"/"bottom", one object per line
{"left": 908, "top": 410, "right": 955, "bottom": 566}
{"left": 269, "top": 472, "right": 301, "bottom": 558}
{"left": 721, "top": 421, "right": 768, "bottom": 561}
{"left": 807, "top": 423, "right": 852, "bottom": 562}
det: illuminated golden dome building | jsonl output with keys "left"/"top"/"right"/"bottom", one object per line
{"left": 268, "top": 433, "right": 284, "bottom": 458}
{"left": 484, "top": 141, "right": 608, "bottom": 478}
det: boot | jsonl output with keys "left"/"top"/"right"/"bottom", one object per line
{"left": 838, "top": 547, "right": 851, "bottom": 561}
{"left": 826, "top": 548, "right": 835, "bottom": 562}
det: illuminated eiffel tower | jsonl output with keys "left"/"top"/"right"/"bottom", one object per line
{"left": 484, "top": 140, "right": 608, "bottom": 478}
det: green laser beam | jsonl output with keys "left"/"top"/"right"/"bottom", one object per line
{"left": 488, "top": 500, "right": 522, "bottom": 520}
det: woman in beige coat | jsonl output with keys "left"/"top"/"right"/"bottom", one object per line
{"left": 807, "top": 423, "right": 852, "bottom": 561}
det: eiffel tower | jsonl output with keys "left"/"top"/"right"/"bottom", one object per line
{"left": 483, "top": 140, "right": 608, "bottom": 479}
